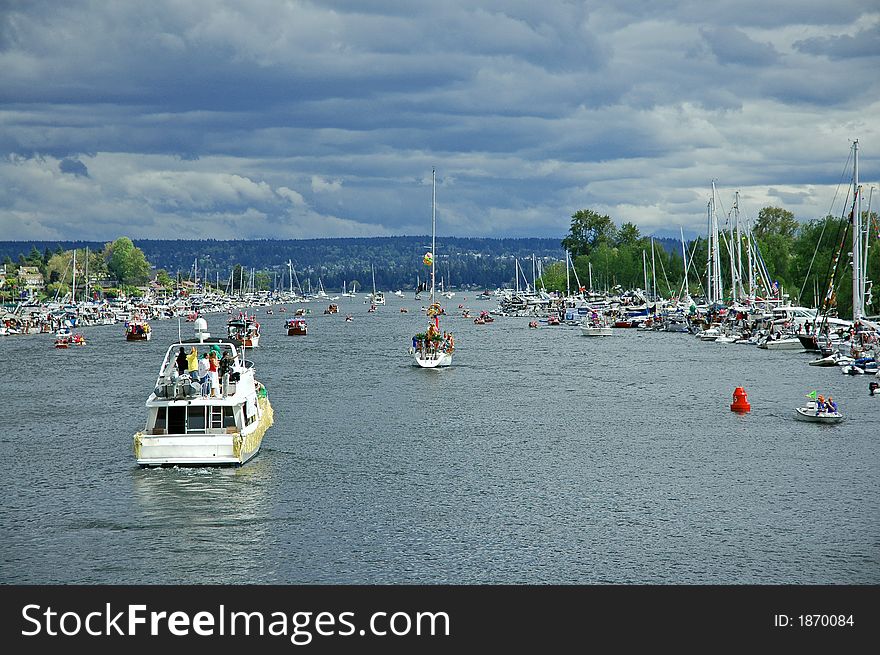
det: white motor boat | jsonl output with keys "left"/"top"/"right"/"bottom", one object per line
{"left": 759, "top": 336, "right": 803, "bottom": 350}
{"left": 809, "top": 353, "right": 849, "bottom": 367}
{"left": 226, "top": 314, "right": 261, "bottom": 348}
{"left": 133, "top": 319, "right": 274, "bottom": 467}
{"left": 697, "top": 327, "right": 720, "bottom": 341}
{"left": 579, "top": 311, "right": 612, "bottom": 336}
{"left": 794, "top": 401, "right": 843, "bottom": 424}
{"left": 580, "top": 319, "right": 613, "bottom": 336}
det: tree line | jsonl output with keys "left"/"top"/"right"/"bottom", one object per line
{"left": 550, "top": 208, "right": 879, "bottom": 320}
{"left": 3, "top": 215, "right": 877, "bottom": 320}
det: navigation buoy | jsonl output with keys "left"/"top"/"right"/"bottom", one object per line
{"left": 731, "top": 387, "right": 751, "bottom": 413}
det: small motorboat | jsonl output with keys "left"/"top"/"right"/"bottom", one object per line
{"left": 528, "top": 321, "right": 538, "bottom": 328}
{"left": 794, "top": 401, "right": 843, "bottom": 423}
{"left": 809, "top": 353, "right": 845, "bottom": 367}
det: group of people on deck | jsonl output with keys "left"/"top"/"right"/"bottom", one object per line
{"left": 164, "top": 345, "right": 234, "bottom": 398}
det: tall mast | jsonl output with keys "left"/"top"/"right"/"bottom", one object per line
{"left": 680, "top": 226, "right": 689, "bottom": 298}
{"left": 431, "top": 168, "right": 436, "bottom": 304}
{"left": 71, "top": 248, "right": 77, "bottom": 304}
{"left": 706, "top": 199, "right": 713, "bottom": 304}
{"left": 734, "top": 191, "right": 743, "bottom": 301}
{"left": 852, "top": 139, "right": 863, "bottom": 322}
{"left": 710, "top": 181, "right": 722, "bottom": 304}
{"left": 565, "top": 251, "right": 571, "bottom": 296}
{"left": 83, "top": 247, "right": 89, "bottom": 302}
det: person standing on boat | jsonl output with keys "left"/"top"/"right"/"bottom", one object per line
{"left": 219, "top": 351, "right": 233, "bottom": 397}
{"left": 198, "top": 353, "right": 211, "bottom": 398}
{"left": 826, "top": 396, "right": 837, "bottom": 413}
{"left": 176, "top": 347, "right": 188, "bottom": 375}
{"left": 816, "top": 395, "right": 826, "bottom": 415}
{"left": 208, "top": 351, "right": 220, "bottom": 398}
{"left": 187, "top": 346, "right": 199, "bottom": 378}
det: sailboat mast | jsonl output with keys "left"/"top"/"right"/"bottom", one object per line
{"left": 852, "top": 139, "right": 863, "bottom": 322}
{"left": 71, "top": 248, "right": 77, "bottom": 304}
{"left": 680, "top": 226, "right": 689, "bottom": 297}
{"left": 431, "top": 168, "right": 436, "bottom": 304}
{"left": 651, "top": 237, "right": 657, "bottom": 301}
{"left": 565, "top": 251, "right": 570, "bottom": 296}
{"left": 706, "top": 200, "right": 715, "bottom": 305}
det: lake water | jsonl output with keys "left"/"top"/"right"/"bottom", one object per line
{"left": 1, "top": 294, "right": 878, "bottom": 584}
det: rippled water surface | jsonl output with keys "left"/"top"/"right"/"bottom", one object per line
{"left": 1, "top": 295, "right": 878, "bottom": 584}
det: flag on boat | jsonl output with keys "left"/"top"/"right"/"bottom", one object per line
{"left": 806, "top": 390, "right": 818, "bottom": 400}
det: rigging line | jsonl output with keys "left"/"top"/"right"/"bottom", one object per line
{"left": 677, "top": 238, "right": 705, "bottom": 299}
{"left": 822, "top": 221, "right": 852, "bottom": 322}
{"left": 812, "top": 212, "right": 849, "bottom": 325}
{"left": 798, "top": 149, "right": 857, "bottom": 302}
{"left": 654, "top": 246, "right": 673, "bottom": 297}
{"left": 815, "top": 198, "right": 854, "bottom": 327}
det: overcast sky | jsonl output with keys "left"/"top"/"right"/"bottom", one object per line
{"left": 1, "top": 0, "right": 878, "bottom": 241}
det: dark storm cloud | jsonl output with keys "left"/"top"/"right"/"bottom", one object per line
{"left": 700, "top": 27, "right": 779, "bottom": 67}
{"left": 793, "top": 22, "right": 880, "bottom": 60}
{"left": 59, "top": 158, "right": 89, "bottom": 177}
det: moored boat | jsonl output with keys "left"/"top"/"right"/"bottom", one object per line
{"left": 133, "top": 319, "right": 273, "bottom": 467}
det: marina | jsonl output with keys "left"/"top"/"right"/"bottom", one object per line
{"left": 1, "top": 291, "right": 878, "bottom": 584}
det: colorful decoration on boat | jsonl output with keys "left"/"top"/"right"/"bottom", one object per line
{"left": 423, "top": 251, "right": 433, "bottom": 266}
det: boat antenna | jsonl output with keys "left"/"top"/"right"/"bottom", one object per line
{"left": 431, "top": 168, "right": 436, "bottom": 306}
{"left": 177, "top": 317, "right": 181, "bottom": 343}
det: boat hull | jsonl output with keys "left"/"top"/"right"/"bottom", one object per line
{"left": 413, "top": 351, "right": 453, "bottom": 368}
{"left": 580, "top": 326, "right": 612, "bottom": 336}
{"left": 134, "top": 397, "right": 273, "bottom": 467}
{"left": 794, "top": 407, "right": 843, "bottom": 423}
{"left": 760, "top": 338, "right": 803, "bottom": 350}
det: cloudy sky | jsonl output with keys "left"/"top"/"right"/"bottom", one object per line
{"left": 1, "top": 0, "right": 878, "bottom": 241}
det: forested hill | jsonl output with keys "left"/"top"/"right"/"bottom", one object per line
{"left": 1, "top": 236, "right": 578, "bottom": 290}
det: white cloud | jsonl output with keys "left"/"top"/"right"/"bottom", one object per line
{"left": 310, "top": 176, "right": 343, "bottom": 193}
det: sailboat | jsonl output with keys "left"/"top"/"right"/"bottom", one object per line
{"left": 366, "top": 264, "right": 385, "bottom": 305}
{"left": 415, "top": 273, "right": 424, "bottom": 300}
{"left": 411, "top": 169, "right": 455, "bottom": 368}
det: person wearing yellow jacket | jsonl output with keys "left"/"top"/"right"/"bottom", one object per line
{"left": 186, "top": 346, "right": 199, "bottom": 378}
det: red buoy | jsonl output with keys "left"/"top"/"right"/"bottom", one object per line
{"left": 731, "top": 387, "right": 751, "bottom": 412}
